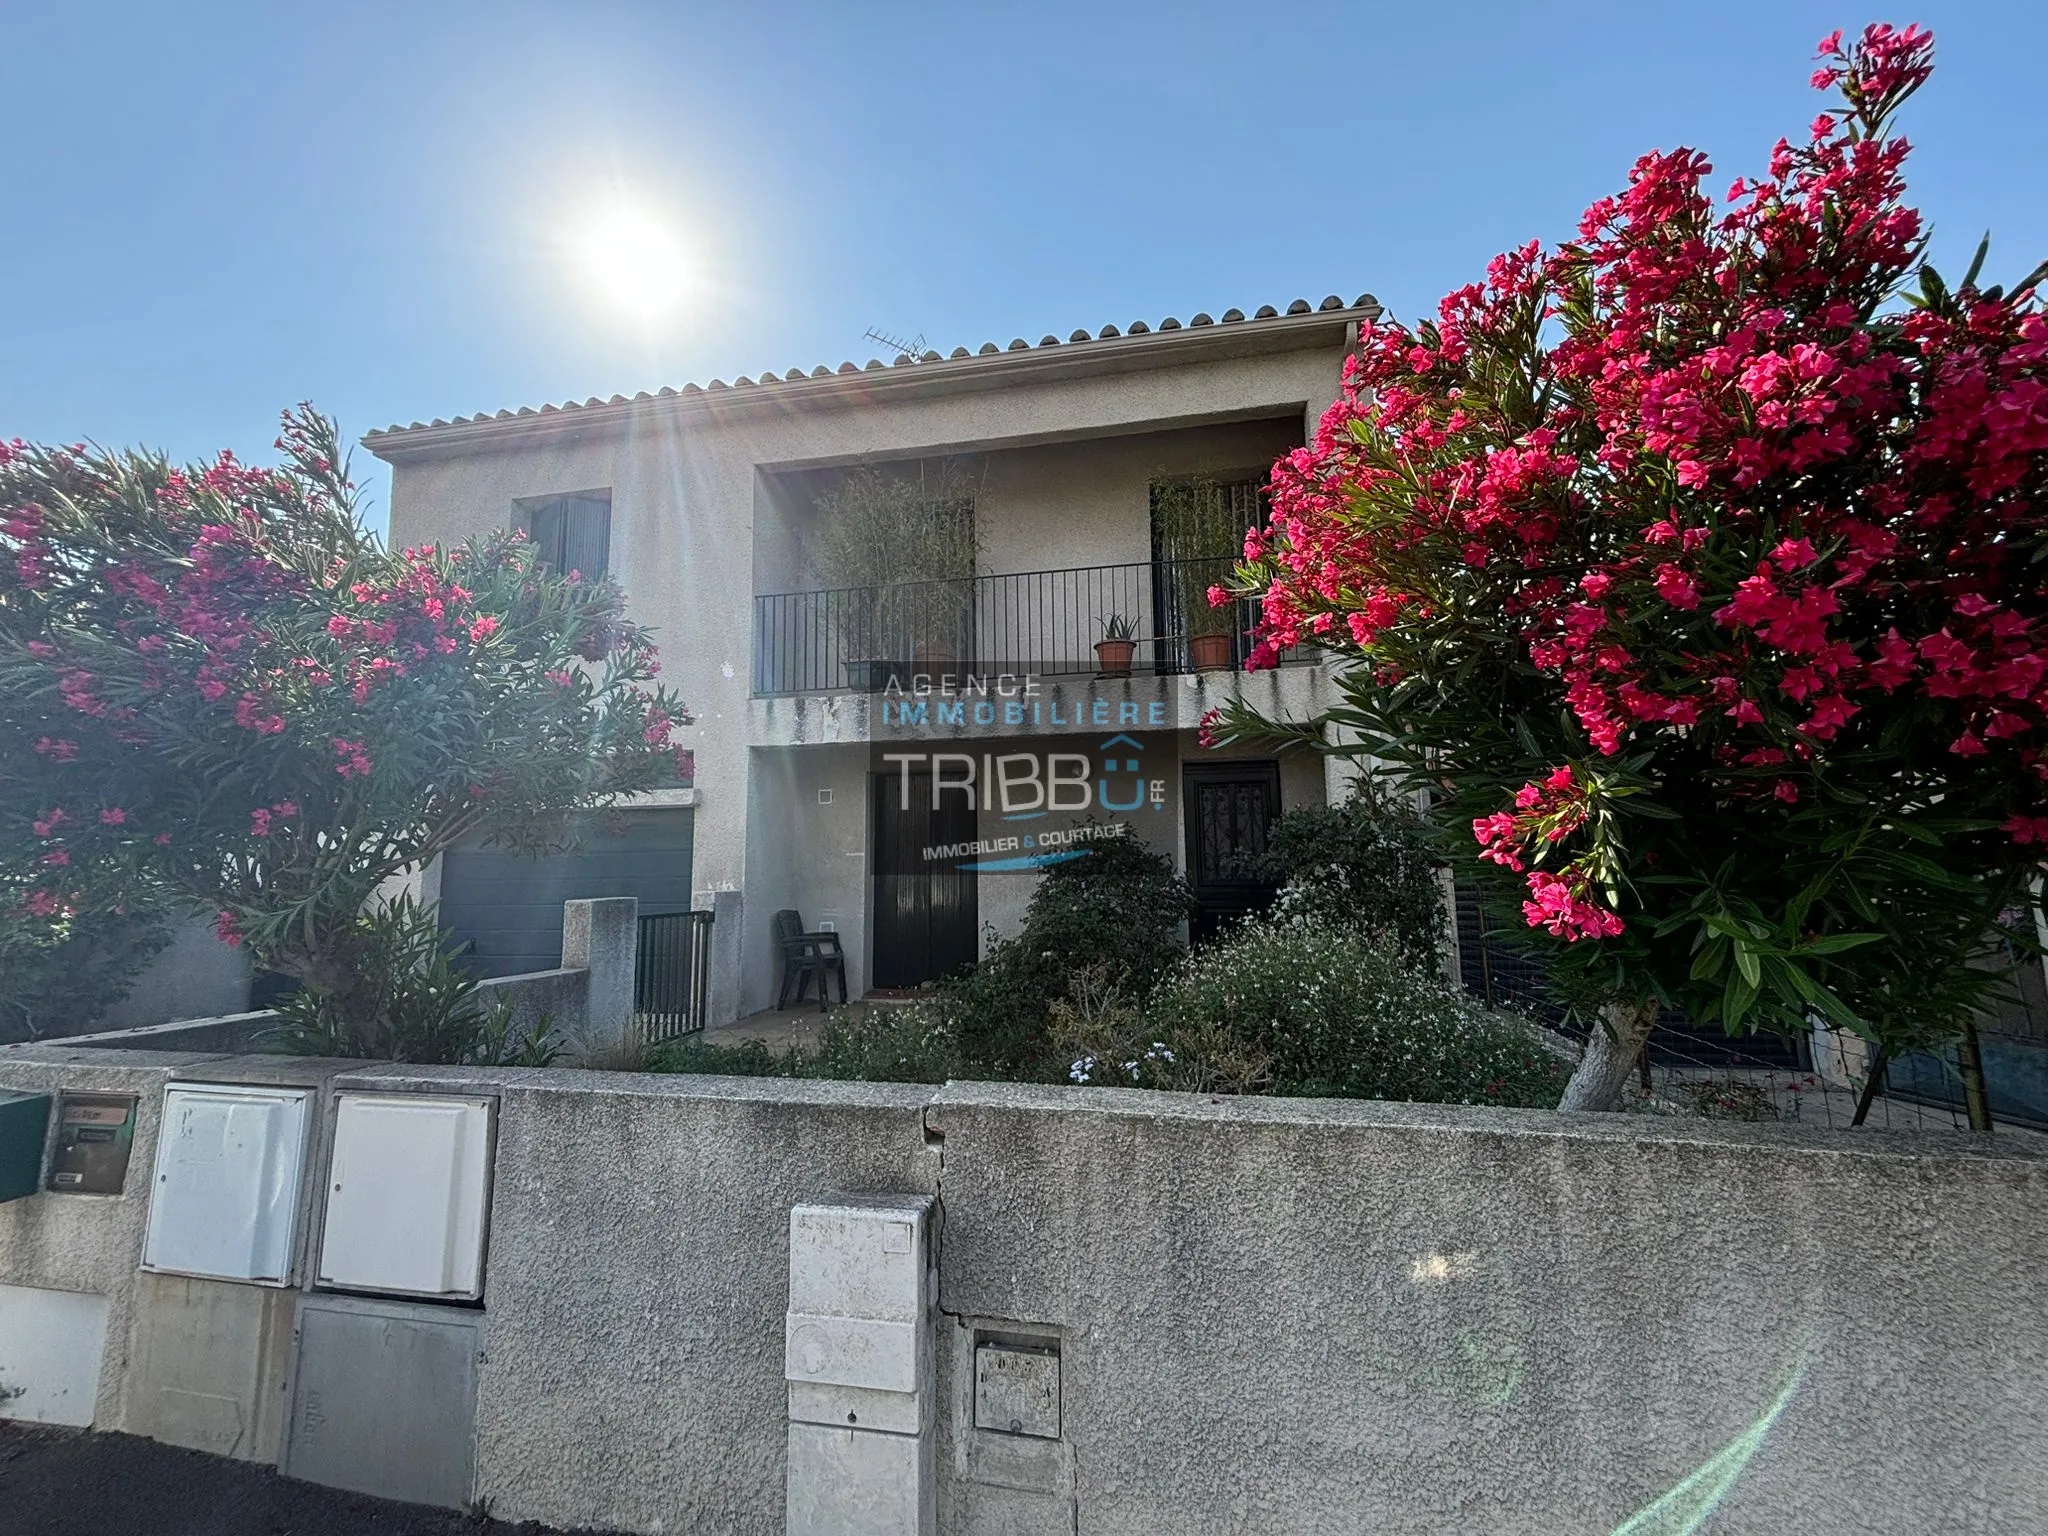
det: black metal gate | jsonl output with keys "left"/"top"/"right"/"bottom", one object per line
{"left": 1183, "top": 761, "right": 1281, "bottom": 943}
{"left": 634, "top": 910, "right": 714, "bottom": 1043}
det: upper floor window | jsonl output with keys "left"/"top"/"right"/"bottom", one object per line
{"left": 516, "top": 490, "right": 611, "bottom": 579}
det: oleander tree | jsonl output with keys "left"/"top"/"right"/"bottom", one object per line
{"left": 1212, "top": 24, "right": 2047, "bottom": 1113}
{"left": 0, "top": 407, "right": 691, "bottom": 1027}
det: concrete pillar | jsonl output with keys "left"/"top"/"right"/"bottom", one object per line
{"left": 785, "top": 1194, "right": 935, "bottom": 1536}
{"left": 692, "top": 887, "right": 744, "bottom": 1029}
{"left": 560, "top": 897, "right": 638, "bottom": 1063}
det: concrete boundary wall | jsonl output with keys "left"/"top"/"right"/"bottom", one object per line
{"left": 19, "top": 896, "right": 644, "bottom": 1066}
{"left": 11, "top": 1011, "right": 285, "bottom": 1056}
{"left": 0, "top": 1052, "right": 2043, "bottom": 1534}
{"left": 926, "top": 1085, "right": 2048, "bottom": 1535}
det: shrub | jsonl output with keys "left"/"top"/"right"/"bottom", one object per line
{"left": 1, "top": 902, "right": 170, "bottom": 1042}
{"left": 1049, "top": 966, "right": 1274, "bottom": 1095}
{"left": 1, "top": 408, "right": 691, "bottom": 1027}
{"left": 262, "top": 896, "right": 559, "bottom": 1065}
{"left": 1659, "top": 1076, "right": 1783, "bottom": 1122}
{"left": 1144, "top": 917, "right": 1568, "bottom": 1107}
{"left": 803, "top": 1003, "right": 964, "bottom": 1084}
{"left": 1253, "top": 790, "right": 1445, "bottom": 966}
{"left": 645, "top": 1036, "right": 788, "bottom": 1078}
{"left": 947, "top": 828, "right": 1190, "bottom": 1075}
{"left": 646, "top": 1004, "right": 962, "bottom": 1085}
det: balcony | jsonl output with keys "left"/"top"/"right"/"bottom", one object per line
{"left": 751, "top": 558, "right": 1282, "bottom": 696}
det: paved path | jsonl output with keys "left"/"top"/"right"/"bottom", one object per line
{"left": 0, "top": 1426, "right": 618, "bottom": 1536}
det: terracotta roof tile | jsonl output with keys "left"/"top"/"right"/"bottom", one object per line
{"left": 370, "top": 295, "right": 1379, "bottom": 435}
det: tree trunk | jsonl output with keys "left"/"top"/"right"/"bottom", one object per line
{"left": 1957, "top": 1018, "right": 1994, "bottom": 1133}
{"left": 1850, "top": 1044, "right": 1889, "bottom": 1127}
{"left": 1557, "top": 997, "right": 1661, "bottom": 1112}
{"left": 269, "top": 933, "right": 388, "bottom": 1046}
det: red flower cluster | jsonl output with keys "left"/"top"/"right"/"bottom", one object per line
{"left": 1244, "top": 25, "right": 2046, "bottom": 946}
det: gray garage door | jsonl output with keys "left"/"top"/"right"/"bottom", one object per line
{"left": 439, "top": 812, "right": 694, "bottom": 977}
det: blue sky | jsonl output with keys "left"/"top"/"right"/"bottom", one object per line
{"left": 4, "top": 2, "right": 2042, "bottom": 534}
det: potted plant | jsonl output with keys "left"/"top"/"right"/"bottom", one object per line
{"left": 1185, "top": 605, "right": 1237, "bottom": 672}
{"left": 813, "top": 463, "right": 979, "bottom": 686}
{"left": 834, "top": 586, "right": 895, "bottom": 691}
{"left": 1094, "top": 612, "right": 1138, "bottom": 675}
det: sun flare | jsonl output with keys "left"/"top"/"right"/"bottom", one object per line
{"left": 574, "top": 203, "right": 691, "bottom": 320}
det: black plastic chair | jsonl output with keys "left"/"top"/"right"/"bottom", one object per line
{"left": 774, "top": 908, "right": 847, "bottom": 1011}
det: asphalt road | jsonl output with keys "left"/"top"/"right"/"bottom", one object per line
{"left": 0, "top": 1426, "right": 621, "bottom": 1536}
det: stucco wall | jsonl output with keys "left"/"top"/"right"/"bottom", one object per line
{"left": 744, "top": 742, "right": 872, "bottom": 1005}
{"left": 2, "top": 1048, "right": 2045, "bottom": 1534}
{"left": 0, "top": 1050, "right": 222, "bottom": 1429}
{"left": 0, "top": 1048, "right": 354, "bottom": 1445}
{"left": 332, "top": 1063, "right": 941, "bottom": 1536}
{"left": 93, "top": 915, "right": 251, "bottom": 1034}
{"left": 927, "top": 1084, "right": 2048, "bottom": 1536}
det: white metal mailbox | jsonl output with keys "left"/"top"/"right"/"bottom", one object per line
{"left": 317, "top": 1093, "right": 493, "bottom": 1301}
{"left": 141, "top": 1084, "right": 311, "bottom": 1285}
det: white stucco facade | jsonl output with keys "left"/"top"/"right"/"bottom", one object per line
{"left": 369, "top": 302, "right": 1371, "bottom": 1015}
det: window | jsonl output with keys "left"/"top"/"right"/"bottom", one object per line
{"left": 516, "top": 490, "right": 611, "bottom": 579}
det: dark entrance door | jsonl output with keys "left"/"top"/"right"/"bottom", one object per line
{"left": 1183, "top": 761, "right": 1281, "bottom": 942}
{"left": 871, "top": 772, "right": 979, "bottom": 988}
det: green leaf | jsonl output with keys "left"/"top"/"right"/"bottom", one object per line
{"left": 1797, "top": 932, "right": 1884, "bottom": 956}
{"left": 1721, "top": 966, "right": 1758, "bottom": 1028}
{"left": 1690, "top": 938, "right": 1728, "bottom": 982}
{"left": 1734, "top": 944, "right": 1761, "bottom": 989}
{"left": 1961, "top": 232, "right": 1992, "bottom": 292}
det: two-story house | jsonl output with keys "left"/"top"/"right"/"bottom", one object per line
{"left": 366, "top": 296, "right": 1377, "bottom": 1019}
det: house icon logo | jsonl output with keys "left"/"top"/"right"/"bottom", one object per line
{"left": 933, "top": 733, "right": 1166, "bottom": 872}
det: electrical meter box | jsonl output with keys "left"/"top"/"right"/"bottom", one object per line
{"left": 281, "top": 1294, "right": 481, "bottom": 1509}
{"left": 142, "top": 1083, "right": 311, "bottom": 1285}
{"left": 317, "top": 1093, "right": 493, "bottom": 1301}
{"left": 0, "top": 1283, "right": 110, "bottom": 1425}
{"left": 0, "top": 1091, "right": 52, "bottom": 1204}
{"left": 49, "top": 1093, "right": 138, "bottom": 1195}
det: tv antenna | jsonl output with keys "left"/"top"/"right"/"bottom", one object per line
{"left": 863, "top": 325, "right": 927, "bottom": 361}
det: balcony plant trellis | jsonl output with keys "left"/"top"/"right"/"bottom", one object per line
{"left": 1151, "top": 475, "right": 1261, "bottom": 671}
{"left": 812, "top": 463, "right": 978, "bottom": 684}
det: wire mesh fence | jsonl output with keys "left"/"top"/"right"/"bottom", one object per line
{"left": 1454, "top": 883, "right": 2048, "bottom": 1136}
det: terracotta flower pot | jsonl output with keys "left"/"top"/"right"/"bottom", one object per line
{"left": 1094, "top": 638, "right": 1137, "bottom": 675}
{"left": 1188, "top": 633, "right": 1234, "bottom": 672}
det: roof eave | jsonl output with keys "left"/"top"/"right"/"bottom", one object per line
{"left": 362, "top": 308, "right": 1364, "bottom": 464}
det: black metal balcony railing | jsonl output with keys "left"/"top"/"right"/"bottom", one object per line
{"left": 752, "top": 557, "right": 1273, "bottom": 695}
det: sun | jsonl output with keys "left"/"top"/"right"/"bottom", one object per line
{"left": 574, "top": 203, "right": 691, "bottom": 320}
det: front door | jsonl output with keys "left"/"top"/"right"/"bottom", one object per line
{"left": 1183, "top": 761, "right": 1281, "bottom": 942}
{"left": 871, "top": 772, "right": 979, "bottom": 988}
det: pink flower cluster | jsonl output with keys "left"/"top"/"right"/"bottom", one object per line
{"left": 1471, "top": 767, "right": 1624, "bottom": 941}
{"left": 248, "top": 800, "right": 299, "bottom": 837}
{"left": 1242, "top": 25, "right": 2048, "bottom": 945}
